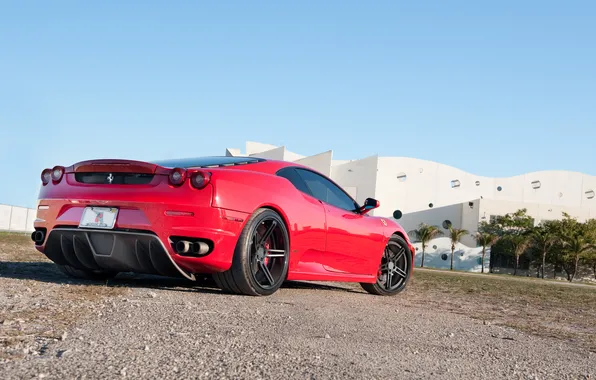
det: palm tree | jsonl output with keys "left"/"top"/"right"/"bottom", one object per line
{"left": 562, "top": 234, "right": 595, "bottom": 282}
{"left": 509, "top": 235, "right": 530, "bottom": 276}
{"left": 529, "top": 226, "right": 557, "bottom": 279}
{"left": 474, "top": 232, "right": 498, "bottom": 273}
{"left": 448, "top": 226, "right": 469, "bottom": 270}
{"left": 408, "top": 223, "right": 443, "bottom": 268}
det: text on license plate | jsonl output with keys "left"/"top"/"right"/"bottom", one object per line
{"left": 79, "top": 206, "right": 119, "bottom": 229}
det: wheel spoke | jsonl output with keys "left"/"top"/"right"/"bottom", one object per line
{"left": 394, "top": 248, "right": 405, "bottom": 261}
{"left": 395, "top": 267, "right": 407, "bottom": 279}
{"left": 258, "top": 221, "right": 277, "bottom": 246}
{"left": 259, "top": 261, "right": 275, "bottom": 285}
{"left": 386, "top": 270, "right": 393, "bottom": 289}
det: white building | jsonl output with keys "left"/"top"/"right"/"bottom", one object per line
{"left": 226, "top": 141, "right": 596, "bottom": 274}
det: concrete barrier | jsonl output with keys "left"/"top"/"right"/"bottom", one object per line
{"left": 0, "top": 204, "right": 36, "bottom": 233}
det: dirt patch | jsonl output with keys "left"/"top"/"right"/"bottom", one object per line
{"left": 0, "top": 233, "right": 127, "bottom": 362}
{"left": 405, "top": 269, "right": 596, "bottom": 352}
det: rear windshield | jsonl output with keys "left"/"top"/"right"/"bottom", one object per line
{"left": 151, "top": 156, "right": 265, "bottom": 168}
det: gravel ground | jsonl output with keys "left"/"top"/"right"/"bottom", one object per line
{"left": 1, "top": 274, "right": 594, "bottom": 379}
{"left": 1, "top": 234, "right": 594, "bottom": 379}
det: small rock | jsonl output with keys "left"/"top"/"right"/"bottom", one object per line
{"left": 448, "top": 333, "right": 455, "bottom": 338}
{"left": 60, "top": 332, "right": 68, "bottom": 341}
{"left": 483, "top": 320, "right": 491, "bottom": 326}
{"left": 148, "top": 292, "right": 157, "bottom": 298}
{"left": 57, "top": 349, "right": 71, "bottom": 358}
{"left": 144, "top": 345, "right": 149, "bottom": 351}
{"left": 324, "top": 334, "right": 331, "bottom": 339}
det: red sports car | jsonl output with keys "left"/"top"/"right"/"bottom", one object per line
{"left": 32, "top": 156, "right": 415, "bottom": 296}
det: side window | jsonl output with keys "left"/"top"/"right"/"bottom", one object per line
{"left": 295, "top": 169, "right": 358, "bottom": 212}
{"left": 276, "top": 167, "right": 312, "bottom": 195}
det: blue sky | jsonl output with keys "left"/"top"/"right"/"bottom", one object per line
{"left": 1, "top": 0, "right": 594, "bottom": 208}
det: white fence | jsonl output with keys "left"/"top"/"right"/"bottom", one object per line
{"left": 0, "top": 204, "right": 37, "bottom": 233}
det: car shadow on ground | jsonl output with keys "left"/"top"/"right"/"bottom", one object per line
{"left": 0, "top": 261, "right": 364, "bottom": 295}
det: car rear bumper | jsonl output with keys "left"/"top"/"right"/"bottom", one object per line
{"left": 43, "top": 227, "right": 196, "bottom": 280}
{"left": 33, "top": 199, "right": 249, "bottom": 277}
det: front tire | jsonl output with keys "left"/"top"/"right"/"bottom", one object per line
{"left": 360, "top": 235, "right": 413, "bottom": 296}
{"left": 213, "top": 208, "right": 290, "bottom": 296}
{"left": 56, "top": 264, "right": 118, "bottom": 281}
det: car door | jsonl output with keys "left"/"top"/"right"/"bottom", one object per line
{"left": 275, "top": 167, "right": 327, "bottom": 274}
{"left": 294, "top": 168, "right": 385, "bottom": 275}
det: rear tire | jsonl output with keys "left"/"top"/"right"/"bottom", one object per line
{"left": 360, "top": 234, "right": 412, "bottom": 296}
{"left": 56, "top": 264, "right": 118, "bottom": 281}
{"left": 213, "top": 208, "right": 290, "bottom": 296}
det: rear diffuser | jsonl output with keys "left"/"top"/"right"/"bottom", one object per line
{"left": 43, "top": 228, "right": 195, "bottom": 280}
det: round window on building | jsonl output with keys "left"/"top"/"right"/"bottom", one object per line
{"left": 428, "top": 203, "right": 434, "bottom": 208}
{"left": 497, "top": 186, "right": 502, "bottom": 191}
{"left": 441, "top": 253, "right": 448, "bottom": 261}
{"left": 442, "top": 220, "right": 452, "bottom": 229}
{"left": 475, "top": 180, "right": 480, "bottom": 186}
{"left": 432, "top": 245, "right": 437, "bottom": 250}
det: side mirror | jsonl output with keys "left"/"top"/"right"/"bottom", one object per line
{"left": 359, "top": 198, "right": 380, "bottom": 214}
{"left": 393, "top": 210, "right": 402, "bottom": 220}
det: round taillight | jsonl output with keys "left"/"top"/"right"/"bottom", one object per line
{"left": 169, "top": 168, "right": 187, "bottom": 186}
{"left": 51, "top": 166, "right": 64, "bottom": 183}
{"left": 41, "top": 169, "right": 52, "bottom": 185}
{"left": 190, "top": 171, "right": 211, "bottom": 189}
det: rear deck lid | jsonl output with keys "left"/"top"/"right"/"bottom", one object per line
{"left": 66, "top": 159, "right": 164, "bottom": 185}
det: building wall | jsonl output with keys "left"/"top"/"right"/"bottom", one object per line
{"left": 398, "top": 204, "right": 462, "bottom": 235}
{"left": 0, "top": 204, "right": 36, "bottom": 233}
{"left": 331, "top": 155, "right": 379, "bottom": 212}
{"left": 294, "top": 150, "right": 333, "bottom": 177}
{"left": 477, "top": 198, "right": 594, "bottom": 224}
{"left": 374, "top": 157, "right": 596, "bottom": 216}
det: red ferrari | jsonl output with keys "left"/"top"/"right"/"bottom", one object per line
{"left": 32, "top": 156, "right": 415, "bottom": 296}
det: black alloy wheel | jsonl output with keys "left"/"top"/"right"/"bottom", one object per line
{"left": 213, "top": 208, "right": 290, "bottom": 296}
{"left": 361, "top": 234, "right": 412, "bottom": 296}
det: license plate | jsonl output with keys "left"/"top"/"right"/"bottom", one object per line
{"left": 79, "top": 206, "right": 119, "bottom": 229}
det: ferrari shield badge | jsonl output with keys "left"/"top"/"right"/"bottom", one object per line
{"left": 381, "top": 219, "right": 387, "bottom": 226}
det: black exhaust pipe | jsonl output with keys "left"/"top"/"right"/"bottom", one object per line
{"left": 31, "top": 230, "right": 45, "bottom": 244}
